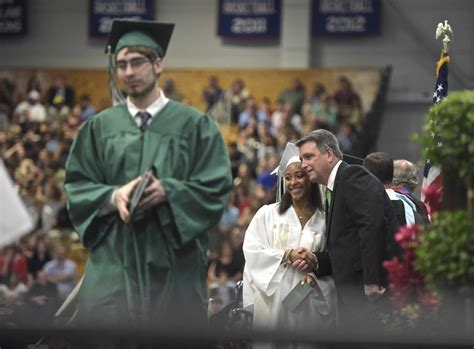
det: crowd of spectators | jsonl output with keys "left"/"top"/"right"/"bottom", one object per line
{"left": 0, "top": 75, "right": 85, "bottom": 328}
{"left": 0, "top": 73, "right": 366, "bottom": 323}
{"left": 204, "top": 75, "right": 365, "bottom": 157}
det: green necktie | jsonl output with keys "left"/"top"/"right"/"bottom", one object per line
{"left": 325, "top": 188, "right": 332, "bottom": 208}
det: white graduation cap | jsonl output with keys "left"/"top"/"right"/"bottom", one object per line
{"left": 271, "top": 142, "right": 301, "bottom": 202}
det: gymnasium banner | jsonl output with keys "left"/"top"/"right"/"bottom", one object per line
{"left": 89, "top": 0, "right": 154, "bottom": 37}
{"left": 0, "top": 0, "right": 27, "bottom": 36}
{"left": 312, "top": 0, "right": 380, "bottom": 36}
{"left": 217, "top": 0, "right": 281, "bottom": 37}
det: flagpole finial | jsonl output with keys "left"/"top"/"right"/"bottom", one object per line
{"left": 435, "top": 20, "right": 453, "bottom": 54}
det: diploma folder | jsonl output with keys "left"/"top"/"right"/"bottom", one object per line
{"left": 128, "top": 169, "right": 153, "bottom": 219}
{"left": 282, "top": 281, "right": 314, "bottom": 313}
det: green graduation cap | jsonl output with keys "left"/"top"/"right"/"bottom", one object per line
{"left": 105, "top": 20, "right": 175, "bottom": 106}
{"left": 105, "top": 19, "right": 175, "bottom": 58}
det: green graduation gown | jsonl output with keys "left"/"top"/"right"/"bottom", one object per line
{"left": 64, "top": 101, "right": 232, "bottom": 328}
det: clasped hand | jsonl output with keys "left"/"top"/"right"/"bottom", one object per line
{"left": 115, "top": 175, "right": 167, "bottom": 224}
{"left": 289, "top": 247, "right": 318, "bottom": 273}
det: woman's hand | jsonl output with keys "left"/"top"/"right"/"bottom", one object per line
{"left": 290, "top": 247, "right": 318, "bottom": 272}
{"left": 301, "top": 274, "right": 316, "bottom": 286}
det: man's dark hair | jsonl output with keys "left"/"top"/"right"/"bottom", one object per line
{"left": 296, "top": 129, "right": 343, "bottom": 159}
{"left": 363, "top": 152, "right": 394, "bottom": 185}
{"left": 115, "top": 45, "right": 160, "bottom": 64}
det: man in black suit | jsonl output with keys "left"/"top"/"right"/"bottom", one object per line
{"left": 294, "top": 129, "right": 393, "bottom": 330}
{"left": 47, "top": 75, "right": 75, "bottom": 108}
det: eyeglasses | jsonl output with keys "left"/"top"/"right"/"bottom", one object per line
{"left": 115, "top": 57, "right": 152, "bottom": 71}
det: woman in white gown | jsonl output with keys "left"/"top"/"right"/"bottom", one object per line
{"left": 242, "top": 143, "right": 337, "bottom": 334}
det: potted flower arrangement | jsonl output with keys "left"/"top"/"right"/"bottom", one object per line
{"left": 419, "top": 90, "right": 474, "bottom": 210}
{"left": 385, "top": 91, "right": 474, "bottom": 334}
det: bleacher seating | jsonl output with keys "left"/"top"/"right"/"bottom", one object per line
{"left": 0, "top": 68, "right": 382, "bottom": 115}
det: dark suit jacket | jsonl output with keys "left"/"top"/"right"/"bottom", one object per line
{"left": 47, "top": 86, "right": 75, "bottom": 108}
{"left": 315, "top": 162, "right": 397, "bottom": 293}
{"left": 392, "top": 199, "right": 410, "bottom": 227}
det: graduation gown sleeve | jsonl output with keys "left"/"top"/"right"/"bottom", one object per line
{"left": 242, "top": 205, "right": 285, "bottom": 298}
{"left": 64, "top": 118, "right": 117, "bottom": 249}
{"left": 159, "top": 113, "right": 232, "bottom": 247}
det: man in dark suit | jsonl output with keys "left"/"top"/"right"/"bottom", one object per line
{"left": 47, "top": 75, "right": 75, "bottom": 108}
{"left": 294, "top": 129, "right": 393, "bottom": 330}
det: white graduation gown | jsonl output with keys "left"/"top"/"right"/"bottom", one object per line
{"left": 243, "top": 203, "right": 337, "bottom": 331}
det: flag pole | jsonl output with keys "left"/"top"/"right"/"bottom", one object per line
{"left": 435, "top": 20, "right": 453, "bottom": 55}
{"left": 434, "top": 20, "right": 452, "bottom": 83}
{"left": 421, "top": 20, "right": 453, "bottom": 212}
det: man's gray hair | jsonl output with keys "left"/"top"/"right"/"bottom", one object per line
{"left": 393, "top": 159, "right": 418, "bottom": 192}
{"left": 296, "top": 129, "right": 343, "bottom": 159}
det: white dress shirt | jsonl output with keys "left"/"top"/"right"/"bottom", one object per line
{"left": 127, "top": 90, "right": 169, "bottom": 127}
{"left": 326, "top": 159, "right": 342, "bottom": 191}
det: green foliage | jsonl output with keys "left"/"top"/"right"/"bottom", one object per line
{"left": 415, "top": 210, "right": 474, "bottom": 295}
{"left": 415, "top": 91, "right": 474, "bottom": 179}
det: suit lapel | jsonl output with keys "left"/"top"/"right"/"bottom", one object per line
{"left": 326, "top": 162, "right": 347, "bottom": 240}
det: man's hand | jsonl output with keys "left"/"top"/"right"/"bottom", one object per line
{"left": 138, "top": 175, "right": 167, "bottom": 210}
{"left": 115, "top": 177, "right": 142, "bottom": 224}
{"left": 290, "top": 247, "right": 318, "bottom": 272}
{"left": 364, "top": 284, "right": 386, "bottom": 300}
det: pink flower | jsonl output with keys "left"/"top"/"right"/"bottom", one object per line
{"left": 384, "top": 257, "right": 411, "bottom": 309}
{"left": 420, "top": 291, "right": 438, "bottom": 312}
{"left": 384, "top": 224, "right": 429, "bottom": 312}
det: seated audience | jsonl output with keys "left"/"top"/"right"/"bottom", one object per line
{"left": 228, "top": 142, "right": 245, "bottom": 179}
{"left": 43, "top": 245, "right": 76, "bottom": 301}
{"left": 162, "top": 78, "right": 183, "bottom": 102}
{"left": 333, "top": 75, "right": 363, "bottom": 130}
{"left": 47, "top": 76, "right": 75, "bottom": 108}
{"left": 208, "top": 240, "right": 243, "bottom": 311}
{"left": 226, "top": 79, "right": 250, "bottom": 124}
{"left": 78, "top": 94, "right": 96, "bottom": 121}
{"left": 238, "top": 96, "right": 268, "bottom": 129}
{"left": 278, "top": 78, "right": 306, "bottom": 115}
{"left": 14, "top": 90, "right": 48, "bottom": 123}
{"left": 27, "top": 239, "right": 52, "bottom": 282}
{"left": 0, "top": 246, "right": 28, "bottom": 284}
{"left": 335, "top": 120, "right": 359, "bottom": 154}
{"left": 25, "top": 270, "right": 59, "bottom": 327}
{"left": 203, "top": 75, "right": 224, "bottom": 112}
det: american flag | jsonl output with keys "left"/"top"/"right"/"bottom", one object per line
{"left": 420, "top": 51, "right": 449, "bottom": 206}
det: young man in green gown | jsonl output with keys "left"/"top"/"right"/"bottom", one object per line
{"left": 64, "top": 20, "right": 232, "bottom": 330}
